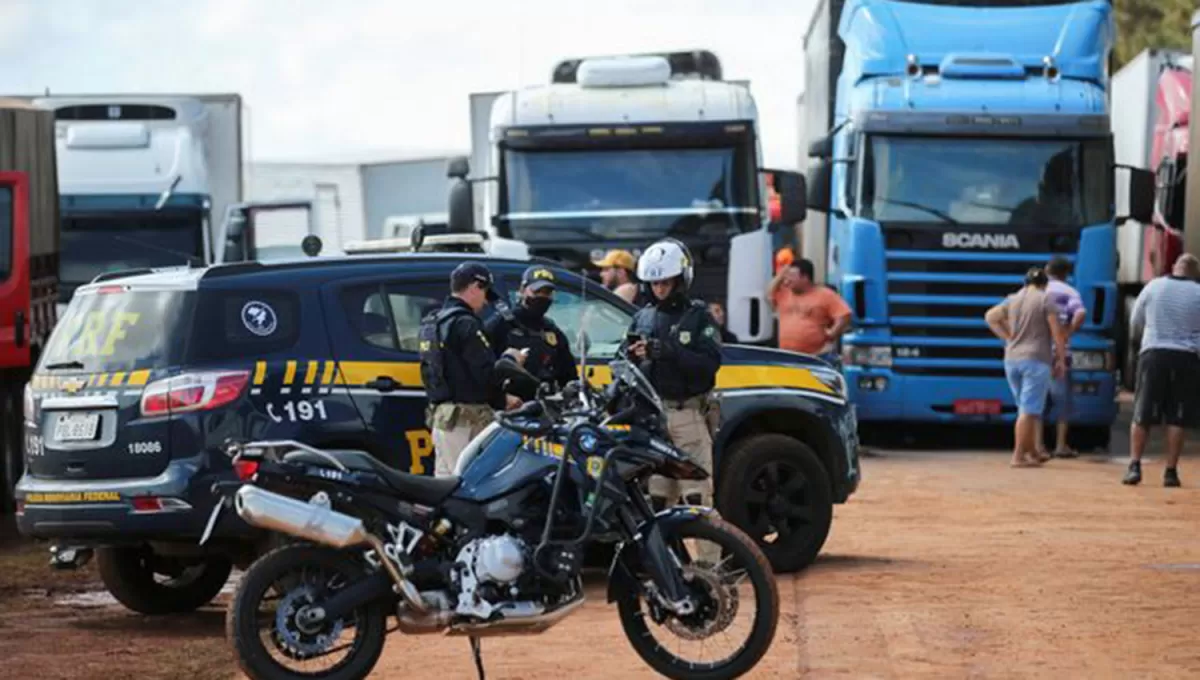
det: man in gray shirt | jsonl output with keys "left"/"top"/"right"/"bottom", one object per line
{"left": 985, "top": 269, "right": 1068, "bottom": 467}
{"left": 1122, "top": 254, "right": 1200, "bottom": 487}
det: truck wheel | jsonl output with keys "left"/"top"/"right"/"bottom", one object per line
{"left": 1070, "top": 426, "right": 1111, "bottom": 454}
{"left": 97, "top": 546, "right": 233, "bottom": 615}
{"left": 716, "top": 434, "right": 833, "bottom": 573}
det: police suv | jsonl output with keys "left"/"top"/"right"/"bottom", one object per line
{"left": 16, "top": 254, "right": 860, "bottom": 615}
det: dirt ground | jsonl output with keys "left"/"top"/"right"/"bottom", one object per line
{"left": 4, "top": 442, "right": 1200, "bottom": 679}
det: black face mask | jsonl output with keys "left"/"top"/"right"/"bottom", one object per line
{"left": 524, "top": 296, "right": 553, "bottom": 317}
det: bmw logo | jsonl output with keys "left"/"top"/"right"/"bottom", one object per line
{"left": 579, "top": 432, "right": 598, "bottom": 453}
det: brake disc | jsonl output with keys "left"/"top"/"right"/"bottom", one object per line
{"left": 274, "top": 585, "right": 345, "bottom": 659}
{"left": 664, "top": 563, "right": 740, "bottom": 641}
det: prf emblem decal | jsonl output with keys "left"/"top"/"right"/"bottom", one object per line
{"left": 678, "top": 330, "right": 691, "bottom": 345}
{"left": 61, "top": 376, "right": 87, "bottom": 394}
{"left": 545, "top": 332, "right": 557, "bottom": 347}
{"left": 241, "top": 300, "right": 278, "bottom": 337}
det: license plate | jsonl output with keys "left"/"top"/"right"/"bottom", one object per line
{"left": 54, "top": 412, "right": 100, "bottom": 441}
{"left": 953, "top": 399, "right": 1002, "bottom": 416}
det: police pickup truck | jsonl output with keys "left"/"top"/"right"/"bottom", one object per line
{"left": 16, "top": 254, "right": 860, "bottom": 615}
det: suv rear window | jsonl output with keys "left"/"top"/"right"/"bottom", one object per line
{"left": 41, "top": 288, "right": 196, "bottom": 373}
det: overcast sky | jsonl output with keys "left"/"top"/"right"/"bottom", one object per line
{"left": 0, "top": 0, "right": 817, "bottom": 168}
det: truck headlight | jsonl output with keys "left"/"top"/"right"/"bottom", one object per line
{"left": 842, "top": 345, "right": 892, "bottom": 368}
{"left": 1070, "top": 351, "right": 1113, "bottom": 372}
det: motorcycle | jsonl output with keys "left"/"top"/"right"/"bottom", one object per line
{"left": 204, "top": 346, "right": 779, "bottom": 680}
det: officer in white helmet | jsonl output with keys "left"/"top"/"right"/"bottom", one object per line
{"left": 623, "top": 238, "right": 723, "bottom": 516}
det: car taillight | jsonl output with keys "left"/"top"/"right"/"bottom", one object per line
{"left": 234, "top": 459, "right": 260, "bottom": 481}
{"left": 140, "top": 371, "right": 250, "bottom": 417}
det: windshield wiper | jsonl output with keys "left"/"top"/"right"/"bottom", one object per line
{"left": 45, "top": 360, "right": 85, "bottom": 370}
{"left": 876, "top": 198, "right": 960, "bottom": 225}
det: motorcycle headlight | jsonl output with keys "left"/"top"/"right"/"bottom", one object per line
{"left": 842, "top": 344, "right": 892, "bottom": 368}
{"left": 1070, "top": 351, "right": 1112, "bottom": 372}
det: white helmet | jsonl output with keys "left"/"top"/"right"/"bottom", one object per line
{"left": 637, "top": 238, "right": 694, "bottom": 291}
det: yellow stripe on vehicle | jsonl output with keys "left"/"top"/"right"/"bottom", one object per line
{"left": 283, "top": 361, "right": 297, "bottom": 386}
{"left": 127, "top": 370, "right": 150, "bottom": 386}
{"left": 321, "top": 361, "right": 336, "bottom": 386}
{"left": 109, "top": 372, "right": 126, "bottom": 387}
{"left": 304, "top": 361, "right": 319, "bottom": 385}
{"left": 337, "top": 361, "right": 423, "bottom": 387}
{"left": 253, "top": 362, "right": 267, "bottom": 385}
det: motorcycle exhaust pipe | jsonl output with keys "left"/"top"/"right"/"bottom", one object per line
{"left": 234, "top": 485, "right": 427, "bottom": 613}
{"left": 235, "top": 484, "right": 371, "bottom": 548}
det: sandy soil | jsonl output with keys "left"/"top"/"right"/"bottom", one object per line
{"left": 5, "top": 446, "right": 1200, "bottom": 679}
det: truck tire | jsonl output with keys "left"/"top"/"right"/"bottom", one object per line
{"left": 716, "top": 434, "right": 833, "bottom": 573}
{"left": 97, "top": 546, "right": 233, "bottom": 615}
{"left": 1121, "top": 296, "right": 1139, "bottom": 393}
{"left": 1070, "top": 425, "right": 1111, "bottom": 454}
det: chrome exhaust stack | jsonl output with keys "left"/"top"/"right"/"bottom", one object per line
{"left": 234, "top": 485, "right": 427, "bottom": 613}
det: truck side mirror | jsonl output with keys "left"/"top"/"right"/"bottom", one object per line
{"left": 447, "top": 156, "right": 470, "bottom": 180}
{"left": 1125, "top": 167, "right": 1155, "bottom": 225}
{"left": 806, "top": 161, "right": 832, "bottom": 214}
{"left": 448, "top": 177, "right": 475, "bottom": 234}
{"left": 772, "top": 170, "right": 807, "bottom": 225}
{"left": 808, "top": 134, "right": 833, "bottom": 159}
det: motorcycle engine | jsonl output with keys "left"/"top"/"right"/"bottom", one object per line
{"left": 452, "top": 535, "right": 531, "bottom": 619}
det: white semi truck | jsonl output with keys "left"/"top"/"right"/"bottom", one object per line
{"left": 449, "top": 50, "right": 807, "bottom": 343}
{"left": 29, "top": 93, "right": 311, "bottom": 310}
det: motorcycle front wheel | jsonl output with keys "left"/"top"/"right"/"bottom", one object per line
{"left": 614, "top": 515, "right": 780, "bottom": 680}
{"left": 226, "top": 543, "right": 388, "bottom": 680}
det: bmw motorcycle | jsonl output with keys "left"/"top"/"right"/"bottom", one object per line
{"left": 206, "top": 353, "right": 779, "bottom": 680}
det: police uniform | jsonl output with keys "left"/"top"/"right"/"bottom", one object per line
{"left": 627, "top": 295, "right": 723, "bottom": 508}
{"left": 419, "top": 264, "right": 505, "bottom": 477}
{"left": 484, "top": 266, "right": 578, "bottom": 400}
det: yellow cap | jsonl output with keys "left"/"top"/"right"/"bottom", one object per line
{"left": 592, "top": 249, "right": 636, "bottom": 271}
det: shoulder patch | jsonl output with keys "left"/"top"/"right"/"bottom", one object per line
{"left": 678, "top": 330, "right": 692, "bottom": 345}
{"left": 704, "top": 325, "right": 716, "bottom": 338}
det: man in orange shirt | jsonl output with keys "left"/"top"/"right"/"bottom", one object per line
{"left": 767, "top": 258, "right": 852, "bottom": 360}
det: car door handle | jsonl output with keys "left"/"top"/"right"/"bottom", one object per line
{"left": 365, "top": 376, "right": 399, "bottom": 393}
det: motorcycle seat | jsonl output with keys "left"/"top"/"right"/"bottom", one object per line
{"left": 283, "top": 449, "right": 461, "bottom": 506}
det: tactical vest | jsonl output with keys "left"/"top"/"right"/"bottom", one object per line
{"left": 418, "top": 306, "right": 472, "bottom": 404}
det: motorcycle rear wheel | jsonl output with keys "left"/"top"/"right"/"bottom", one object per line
{"left": 227, "top": 543, "right": 388, "bottom": 680}
{"left": 614, "top": 515, "right": 780, "bottom": 680}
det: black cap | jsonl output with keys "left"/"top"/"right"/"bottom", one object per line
{"left": 521, "top": 265, "right": 557, "bottom": 292}
{"left": 451, "top": 261, "right": 494, "bottom": 291}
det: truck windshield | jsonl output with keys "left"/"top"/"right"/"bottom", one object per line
{"left": 860, "top": 136, "right": 1112, "bottom": 228}
{"left": 502, "top": 146, "right": 757, "bottom": 242}
{"left": 60, "top": 213, "right": 205, "bottom": 302}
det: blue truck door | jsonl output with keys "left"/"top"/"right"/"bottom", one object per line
{"left": 320, "top": 274, "right": 509, "bottom": 475}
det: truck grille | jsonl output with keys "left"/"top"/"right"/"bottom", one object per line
{"left": 885, "top": 249, "right": 1074, "bottom": 377}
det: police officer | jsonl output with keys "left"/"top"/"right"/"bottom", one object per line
{"left": 419, "top": 261, "right": 523, "bottom": 477}
{"left": 484, "top": 265, "right": 578, "bottom": 400}
{"left": 623, "top": 238, "right": 723, "bottom": 513}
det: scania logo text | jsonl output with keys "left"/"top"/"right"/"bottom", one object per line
{"left": 942, "top": 232, "right": 1020, "bottom": 249}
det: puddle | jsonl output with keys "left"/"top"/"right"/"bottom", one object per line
{"left": 50, "top": 575, "right": 240, "bottom": 609}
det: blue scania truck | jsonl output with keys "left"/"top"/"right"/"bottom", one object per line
{"left": 799, "top": 0, "right": 1155, "bottom": 449}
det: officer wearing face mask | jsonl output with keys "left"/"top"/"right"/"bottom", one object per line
{"left": 485, "top": 265, "right": 578, "bottom": 401}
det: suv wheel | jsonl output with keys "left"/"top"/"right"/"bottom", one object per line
{"left": 97, "top": 546, "right": 233, "bottom": 615}
{"left": 716, "top": 434, "right": 833, "bottom": 573}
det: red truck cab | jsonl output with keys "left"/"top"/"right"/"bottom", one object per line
{"left": 0, "top": 101, "right": 61, "bottom": 511}
{"left": 1146, "top": 59, "right": 1191, "bottom": 281}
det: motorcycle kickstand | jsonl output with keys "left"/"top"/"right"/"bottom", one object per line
{"left": 469, "top": 635, "right": 485, "bottom": 680}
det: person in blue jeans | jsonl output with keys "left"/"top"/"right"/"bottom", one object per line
{"left": 985, "top": 268, "right": 1068, "bottom": 467}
